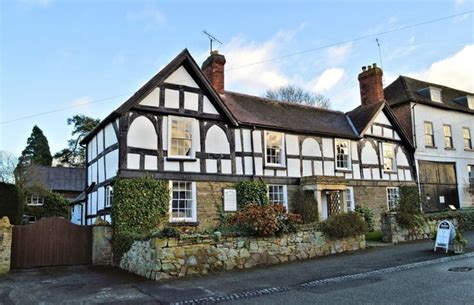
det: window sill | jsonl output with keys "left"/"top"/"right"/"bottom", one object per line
{"left": 383, "top": 170, "right": 398, "bottom": 174}
{"left": 425, "top": 146, "right": 437, "bottom": 149}
{"left": 335, "top": 168, "right": 352, "bottom": 173}
{"left": 264, "top": 165, "right": 286, "bottom": 170}
{"left": 464, "top": 148, "right": 474, "bottom": 152}
{"left": 444, "top": 147, "right": 455, "bottom": 151}
{"left": 166, "top": 157, "right": 197, "bottom": 162}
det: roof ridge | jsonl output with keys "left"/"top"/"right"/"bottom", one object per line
{"left": 400, "top": 75, "right": 473, "bottom": 95}
{"left": 224, "top": 90, "right": 345, "bottom": 115}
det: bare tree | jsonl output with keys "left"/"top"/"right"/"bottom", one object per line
{"left": 0, "top": 151, "right": 18, "bottom": 183}
{"left": 265, "top": 85, "right": 331, "bottom": 109}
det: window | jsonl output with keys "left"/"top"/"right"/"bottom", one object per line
{"left": 387, "top": 187, "right": 400, "bottom": 211}
{"left": 383, "top": 143, "right": 396, "bottom": 171}
{"left": 26, "top": 194, "right": 44, "bottom": 206}
{"left": 346, "top": 187, "right": 355, "bottom": 212}
{"left": 463, "top": 127, "right": 472, "bottom": 149}
{"left": 335, "top": 139, "right": 351, "bottom": 169}
{"left": 468, "top": 165, "right": 474, "bottom": 187}
{"left": 443, "top": 125, "right": 453, "bottom": 149}
{"left": 424, "top": 122, "right": 435, "bottom": 147}
{"left": 268, "top": 185, "right": 288, "bottom": 209}
{"left": 170, "top": 181, "right": 196, "bottom": 222}
{"left": 105, "top": 186, "right": 113, "bottom": 207}
{"left": 169, "top": 117, "right": 194, "bottom": 158}
{"left": 265, "top": 131, "right": 284, "bottom": 166}
{"left": 430, "top": 87, "right": 442, "bottom": 103}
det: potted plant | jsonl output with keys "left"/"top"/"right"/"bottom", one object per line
{"left": 453, "top": 231, "right": 467, "bottom": 254}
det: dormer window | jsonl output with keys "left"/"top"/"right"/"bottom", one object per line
{"left": 468, "top": 96, "right": 474, "bottom": 109}
{"left": 430, "top": 87, "right": 442, "bottom": 103}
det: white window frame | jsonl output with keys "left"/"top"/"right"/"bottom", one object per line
{"left": 268, "top": 184, "right": 288, "bottom": 209}
{"left": 264, "top": 131, "right": 285, "bottom": 167}
{"left": 468, "top": 165, "right": 474, "bottom": 187}
{"left": 105, "top": 185, "right": 113, "bottom": 208}
{"left": 463, "top": 127, "right": 472, "bottom": 149}
{"left": 169, "top": 181, "right": 197, "bottom": 222}
{"left": 167, "top": 116, "right": 195, "bottom": 159}
{"left": 443, "top": 125, "right": 453, "bottom": 149}
{"left": 346, "top": 187, "right": 355, "bottom": 212}
{"left": 424, "top": 121, "right": 435, "bottom": 147}
{"left": 335, "top": 139, "right": 351, "bottom": 170}
{"left": 382, "top": 143, "right": 396, "bottom": 172}
{"left": 386, "top": 187, "right": 400, "bottom": 211}
{"left": 26, "top": 194, "right": 44, "bottom": 206}
{"left": 429, "top": 87, "right": 442, "bottom": 103}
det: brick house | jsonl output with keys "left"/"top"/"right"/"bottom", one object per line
{"left": 384, "top": 76, "right": 474, "bottom": 211}
{"left": 73, "top": 50, "right": 416, "bottom": 228}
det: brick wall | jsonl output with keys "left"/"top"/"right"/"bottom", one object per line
{"left": 390, "top": 103, "right": 413, "bottom": 143}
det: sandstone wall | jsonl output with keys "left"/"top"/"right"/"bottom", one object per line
{"left": 381, "top": 212, "right": 441, "bottom": 243}
{"left": 92, "top": 225, "right": 113, "bottom": 265}
{"left": 120, "top": 228, "right": 365, "bottom": 281}
{"left": 0, "top": 217, "right": 12, "bottom": 274}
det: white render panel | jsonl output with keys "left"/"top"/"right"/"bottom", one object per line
{"left": 87, "top": 165, "right": 93, "bottom": 184}
{"left": 164, "top": 160, "right": 180, "bottom": 171}
{"left": 286, "top": 135, "right": 299, "bottom": 155}
{"left": 394, "top": 132, "right": 401, "bottom": 140}
{"left": 205, "top": 125, "right": 230, "bottom": 154}
{"left": 97, "top": 130, "right": 104, "bottom": 154}
{"left": 372, "top": 125, "right": 382, "bottom": 136}
{"left": 203, "top": 96, "right": 219, "bottom": 114}
{"left": 242, "top": 129, "right": 252, "bottom": 152}
{"left": 97, "top": 187, "right": 105, "bottom": 211}
{"left": 264, "top": 169, "right": 273, "bottom": 176}
{"left": 127, "top": 153, "right": 140, "bottom": 170}
{"left": 235, "top": 157, "right": 243, "bottom": 174}
{"left": 351, "top": 141, "right": 358, "bottom": 160}
{"left": 363, "top": 168, "right": 371, "bottom": 179}
{"left": 398, "top": 169, "right": 405, "bottom": 180}
{"left": 374, "top": 111, "right": 391, "bottom": 125}
{"left": 91, "top": 136, "right": 97, "bottom": 160}
{"left": 244, "top": 157, "right": 253, "bottom": 175}
{"left": 361, "top": 142, "right": 378, "bottom": 164}
{"left": 405, "top": 169, "right": 412, "bottom": 181}
{"left": 253, "top": 131, "right": 262, "bottom": 153}
{"left": 104, "top": 123, "right": 117, "bottom": 148}
{"left": 324, "top": 161, "right": 335, "bottom": 176}
{"left": 287, "top": 159, "right": 300, "bottom": 177}
{"left": 144, "top": 155, "right": 158, "bottom": 170}
{"left": 139, "top": 87, "right": 161, "bottom": 107}
{"left": 184, "top": 92, "right": 199, "bottom": 111}
{"left": 302, "top": 138, "right": 321, "bottom": 156}
{"left": 396, "top": 148, "right": 409, "bottom": 166}
{"left": 383, "top": 127, "right": 393, "bottom": 138}
{"left": 127, "top": 116, "right": 157, "bottom": 149}
{"left": 382, "top": 172, "right": 389, "bottom": 180}
{"left": 372, "top": 168, "right": 380, "bottom": 180}
{"left": 162, "top": 116, "right": 168, "bottom": 150}
{"left": 206, "top": 159, "right": 217, "bottom": 173}
{"left": 164, "top": 66, "right": 199, "bottom": 88}
{"left": 105, "top": 150, "right": 119, "bottom": 180}
{"left": 353, "top": 164, "right": 360, "bottom": 179}
{"left": 91, "top": 162, "right": 97, "bottom": 183}
{"left": 164, "top": 89, "right": 180, "bottom": 109}
{"left": 390, "top": 173, "right": 398, "bottom": 180}
{"left": 302, "top": 160, "right": 312, "bottom": 176}
{"left": 221, "top": 160, "right": 232, "bottom": 174}
{"left": 276, "top": 170, "right": 286, "bottom": 176}
{"left": 314, "top": 161, "right": 323, "bottom": 175}
{"left": 91, "top": 191, "right": 97, "bottom": 215}
{"left": 183, "top": 161, "right": 200, "bottom": 172}
{"left": 98, "top": 157, "right": 105, "bottom": 183}
{"left": 87, "top": 142, "right": 92, "bottom": 162}
{"left": 322, "top": 138, "right": 333, "bottom": 157}
{"left": 254, "top": 157, "right": 263, "bottom": 175}
{"left": 234, "top": 129, "right": 242, "bottom": 152}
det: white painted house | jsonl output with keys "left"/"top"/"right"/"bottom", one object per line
{"left": 386, "top": 77, "right": 474, "bottom": 211}
{"left": 73, "top": 50, "right": 416, "bottom": 228}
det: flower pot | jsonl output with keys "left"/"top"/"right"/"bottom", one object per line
{"left": 453, "top": 242, "right": 465, "bottom": 254}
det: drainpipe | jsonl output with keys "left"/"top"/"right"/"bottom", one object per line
{"left": 411, "top": 102, "right": 423, "bottom": 212}
{"left": 250, "top": 125, "right": 257, "bottom": 180}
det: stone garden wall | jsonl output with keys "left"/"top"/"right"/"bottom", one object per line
{"left": 0, "top": 217, "right": 12, "bottom": 274}
{"left": 92, "top": 225, "right": 113, "bottom": 265}
{"left": 119, "top": 228, "right": 365, "bottom": 281}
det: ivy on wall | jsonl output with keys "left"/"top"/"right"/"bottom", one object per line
{"left": 235, "top": 180, "right": 268, "bottom": 207}
{"left": 24, "top": 186, "right": 69, "bottom": 221}
{"left": 111, "top": 175, "right": 169, "bottom": 235}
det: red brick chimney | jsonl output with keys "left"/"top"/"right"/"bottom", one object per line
{"left": 358, "top": 63, "right": 384, "bottom": 105}
{"left": 202, "top": 50, "right": 226, "bottom": 95}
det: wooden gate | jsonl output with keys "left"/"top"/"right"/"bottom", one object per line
{"left": 11, "top": 217, "right": 92, "bottom": 269}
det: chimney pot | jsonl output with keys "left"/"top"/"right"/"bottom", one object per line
{"left": 357, "top": 63, "right": 384, "bottom": 106}
{"left": 202, "top": 51, "right": 226, "bottom": 95}
{"left": 367, "top": 64, "right": 372, "bottom": 69}
{"left": 373, "top": 63, "right": 377, "bottom": 68}
{"left": 362, "top": 66, "right": 367, "bottom": 71}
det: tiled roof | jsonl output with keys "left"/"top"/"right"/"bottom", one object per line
{"left": 346, "top": 102, "right": 384, "bottom": 134}
{"left": 25, "top": 166, "right": 85, "bottom": 192}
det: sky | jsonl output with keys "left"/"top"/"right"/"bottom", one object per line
{"left": 1, "top": 0, "right": 473, "bottom": 158}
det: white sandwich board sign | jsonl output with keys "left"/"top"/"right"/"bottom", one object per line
{"left": 434, "top": 220, "right": 455, "bottom": 253}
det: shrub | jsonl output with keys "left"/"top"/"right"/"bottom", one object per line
{"left": 291, "top": 189, "right": 318, "bottom": 223}
{"left": 230, "top": 203, "right": 302, "bottom": 236}
{"left": 23, "top": 186, "right": 69, "bottom": 220}
{"left": 236, "top": 180, "right": 268, "bottom": 207}
{"left": 321, "top": 212, "right": 367, "bottom": 239}
{"left": 425, "top": 208, "right": 474, "bottom": 232}
{"left": 355, "top": 205, "right": 375, "bottom": 232}
{"left": 0, "top": 182, "right": 24, "bottom": 224}
{"left": 365, "top": 230, "right": 383, "bottom": 242}
{"left": 151, "top": 226, "right": 181, "bottom": 239}
{"left": 112, "top": 176, "right": 169, "bottom": 235}
{"left": 395, "top": 186, "right": 424, "bottom": 229}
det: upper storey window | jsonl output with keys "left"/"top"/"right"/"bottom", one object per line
{"left": 383, "top": 143, "right": 396, "bottom": 171}
{"left": 335, "top": 139, "right": 351, "bottom": 170}
{"left": 169, "top": 117, "right": 194, "bottom": 158}
{"left": 430, "top": 87, "right": 442, "bottom": 103}
{"left": 265, "top": 131, "right": 285, "bottom": 166}
{"left": 463, "top": 127, "right": 472, "bottom": 150}
{"left": 424, "top": 122, "right": 435, "bottom": 147}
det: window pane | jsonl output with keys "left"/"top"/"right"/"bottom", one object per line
{"left": 266, "top": 132, "right": 282, "bottom": 164}
{"left": 170, "top": 119, "right": 193, "bottom": 157}
{"left": 336, "top": 139, "right": 350, "bottom": 169}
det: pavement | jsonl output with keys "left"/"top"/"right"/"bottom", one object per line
{"left": 0, "top": 231, "right": 473, "bottom": 305}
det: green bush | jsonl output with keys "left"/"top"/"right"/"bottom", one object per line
{"left": 151, "top": 226, "right": 181, "bottom": 238}
{"left": 395, "top": 186, "right": 424, "bottom": 229}
{"left": 425, "top": 208, "right": 474, "bottom": 232}
{"left": 112, "top": 176, "right": 169, "bottom": 235}
{"left": 365, "top": 230, "right": 383, "bottom": 242}
{"left": 23, "top": 186, "right": 69, "bottom": 220}
{"left": 112, "top": 231, "right": 147, "bottom": 264}
{"left": 355, "top": 205, "right": 375, "bottom": 232}
{"left": 0, "top": 182, "right": 24, "bottom": 225}
{"left": 291, "top": 189, "right": 318, "bottom": 223}
{"left": 321, "top": 212, "right": 367, "bottom": 239}
{"left": 236, "top": 180, "right": 268, "bottom": 207}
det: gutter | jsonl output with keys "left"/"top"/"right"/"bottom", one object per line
{"left": 411, "top": 102, "right": 423, "bottom": 212}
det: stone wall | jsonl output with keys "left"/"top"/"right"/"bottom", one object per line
{"left": 381, "top": 212, "right": 440, "bottom": 243}
{"left": 0, "top": 217, "right": 12, "bottom": 274}
{"left": 195, "top": 182, "right": 234, "bottom": 230}
{"left": 119, "top": 228, "right": 365, "bottom": 281}
{"left": 92, "top": 225, "right": 113, "bottom": 265}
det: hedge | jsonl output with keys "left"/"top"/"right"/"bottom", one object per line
{"left": 23, "top": 186, "right": 68, "bottom": 220}
{"left": 235, "top": 180, "right": 268, "bottom": 207}
{"left": 425, "top": 208, "right": 474, "bottom": 231}
{"left": 321, "top": 212, "right": 367, "bottom": 239}
{"left": 112, "top": 176, "right": 169, "bottom": 235}
{"left": 0, "top": 182, "right": 24, "bottom": 224}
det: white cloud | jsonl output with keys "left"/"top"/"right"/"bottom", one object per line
{"left": 325, "top": 42, "right": 353, "bottom": 65}
{"left": 419, "top": 44, "right": 474, "bottom": 92}
{"left": 126, "top": 6, "right": 166, "bottom": 30}
{"left": 309, "top": 68, "right": 346, "bottom": 93}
